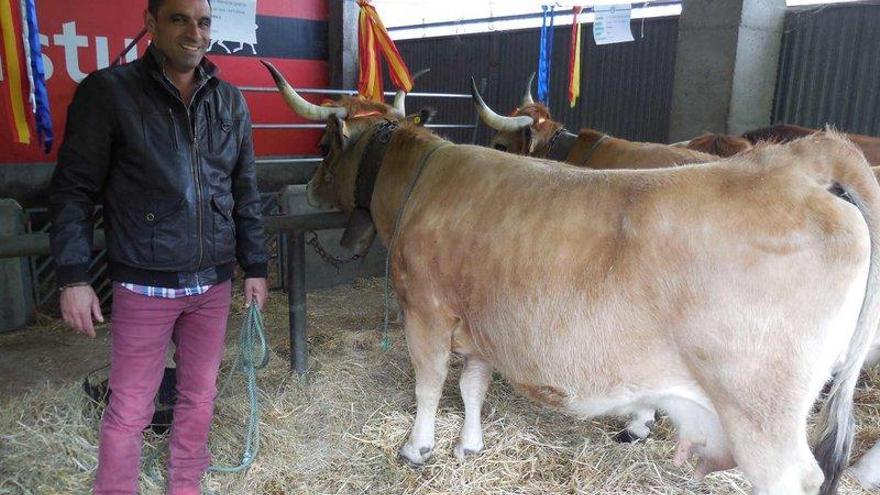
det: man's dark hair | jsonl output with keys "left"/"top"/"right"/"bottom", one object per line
{"left": 148, "top": 0, "right": 211, "bottom": 17}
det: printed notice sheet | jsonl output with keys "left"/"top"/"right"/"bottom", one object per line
{"left": 211, "top": 0, "right": 258, "bottom": 44}
{"left": 593, "top": 4, "right": 634, "bottom": 45}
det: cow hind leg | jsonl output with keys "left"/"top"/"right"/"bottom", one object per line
{"left": 398, "top": 312, "right": 455, "bottom": 467}
{"left": 454, "top": 356, "right": 492, "bottom": 461}
{"left": 724, "top": 414, "right": 822, "bottom": 495}
{"left": 705, "top": 374, "right": 824, "bottom": 495}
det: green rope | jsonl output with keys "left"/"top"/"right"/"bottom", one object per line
{"left": 144, "top": 302, "right": 269, "bottom": 482}
{"left": 382, "top": 141, "right": 451, "bottom": 350}
{"left": 209, "top": 302, "right": 269, "bottom": 473}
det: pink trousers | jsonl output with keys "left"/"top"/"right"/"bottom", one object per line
{"left": 93, "top": 282, "right": 231, "bottom": 495}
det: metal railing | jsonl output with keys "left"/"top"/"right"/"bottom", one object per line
{"left": 240, "top": 85, "right": 483, "bottom": 141}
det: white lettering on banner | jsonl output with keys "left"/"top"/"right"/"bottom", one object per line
{"left": 593, "top": 4, "right": 635, "bottom": 46}
{"left": 36, "top": 21, "right": 142, "bottom": 83}
{"left": 53, "top": 21, "right": 89, "bottom": 82}
{"left": 96, "top": 36, "right": 109, "bottom": 69}
{"left": 39, "top": 33, "right": 53, "bottom": 80}
{"left": 211, "top": 0, "right": 258, "bottom": 45}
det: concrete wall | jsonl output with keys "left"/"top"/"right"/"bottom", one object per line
{"left": 669, "top": 0, "right": 786, "bottom": 141}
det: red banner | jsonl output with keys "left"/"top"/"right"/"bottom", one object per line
{"left": 0, "top": 0, "right": 329, "bottom": 164}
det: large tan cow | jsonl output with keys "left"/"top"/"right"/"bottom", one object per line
{"left": 470, "top": 78, "right": 715, "bottom": 168}
{"left": 473, "top": 77, "right": 714, "bottom": 442}
{"left": 264, "top": 61, "right": 880, "bottom": 495}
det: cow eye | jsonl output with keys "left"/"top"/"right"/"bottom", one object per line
{"left": 494, "top": 144, "right": 508, "bottom": 152}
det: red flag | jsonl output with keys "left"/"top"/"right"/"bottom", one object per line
{"left": 568, "top": 6, "right": 583, "bottom": 108}
{"left": 0, "top": 0, "right": 32, "bottom": 144}
{"left": 357, "top": 0, "right": 413, "bottom": 102}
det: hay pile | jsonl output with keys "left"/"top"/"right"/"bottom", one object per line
{"left": 0, "top": 277, "right": 877, "bottom": 494}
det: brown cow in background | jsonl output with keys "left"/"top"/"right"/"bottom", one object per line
{"left": 744, "top": 124, "right": 880, "bottom": 165}
{"left": 675, "top": 124, "right": 880, "bottom": 165}
{"left": 470, "top": 77, "right": 714, "bottom": 169}
{"left": 677, "top": 132, "right": 753, "bottom": 157}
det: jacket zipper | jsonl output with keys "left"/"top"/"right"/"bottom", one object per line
{"left": 187, "top": 104, "right": 205, "bottom": 270}
{"left": 205, "top": 101, "right": 214, "bottom": 153}
{"left": 160, "top": 72, "right": 210, "bottom": 271}
{"left": 168, "top": 109, "right": 179, "bottom": 151}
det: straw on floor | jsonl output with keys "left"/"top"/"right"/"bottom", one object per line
{"left": 0, "top": 277, "right": 877, "bottom": 494}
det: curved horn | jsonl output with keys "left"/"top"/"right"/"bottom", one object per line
{"left": 261, "top": 60, "right": 347, "bottom": 121}
{"left": 470, "top": 77, "right": 534, "bottom": 132}
{"left": 521, "top": 72, "right": 536, "bottom": 106}
{"left": 392, "top": 68, "right": 432, "bottom": 117}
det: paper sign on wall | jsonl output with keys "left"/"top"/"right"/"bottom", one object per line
{"left": 210, "top": 0, "right": 258, "bottom": 44}
{"left": 593, "top": 4, "right": 634, "bottom": 45}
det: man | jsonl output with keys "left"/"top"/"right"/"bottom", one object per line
{"left": 49, "top": 0, "right": 268, "bottom": 493}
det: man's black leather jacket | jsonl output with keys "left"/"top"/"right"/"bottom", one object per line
{"left": 50, "top": 46, "right": 268, "bottom": 288}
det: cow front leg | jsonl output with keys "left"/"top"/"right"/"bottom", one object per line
{"left": 454, "top": 356, "right": 492, "bottom": 461}
{"left": 399, "top": 314, "right": 452, "bottom": 467}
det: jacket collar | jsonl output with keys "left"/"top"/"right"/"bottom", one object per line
{"left": 144, "top": 44, "right": 218, "bottom": 83}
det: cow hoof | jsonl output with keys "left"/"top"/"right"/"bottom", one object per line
{"left": 399, "top": 443, "right": 433, "bottom": 467}
{"left": 614, "top": 429, "right": 642, "bottom": 443}
{"left": 454, "top": 441, "right": 484, "bottom": 461}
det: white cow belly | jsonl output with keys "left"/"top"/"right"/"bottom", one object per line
{"left": 562, "top": 385, "right": 714, "bottom": 423}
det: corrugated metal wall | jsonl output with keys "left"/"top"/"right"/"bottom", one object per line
{"left": 773, "top": 2, "right": 880, "bottom": 136}
{"left": 393, "top": 16, "right": 680, "bottom": 145}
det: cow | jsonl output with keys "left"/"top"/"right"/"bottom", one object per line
{"left": 470, "top": 77, "right": 715, "bottom": 168}
{"left": 263, "top": 60, "right": 880, "bottom": 495}
{"left": 743, "top": 124, "right": 880, "bottom": 165}
{"left": 673, "top": 132, "right": 753, "bottom": 157}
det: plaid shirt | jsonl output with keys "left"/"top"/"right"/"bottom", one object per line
{"left": 120, "top": 283, "right": 212, "bottom": 299}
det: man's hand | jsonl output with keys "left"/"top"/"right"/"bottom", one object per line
{"left": 243, "top": 277, "right": 268, "bottom": 309}
{"left": 60, "top": 285, "right": 104, "bottom": 338}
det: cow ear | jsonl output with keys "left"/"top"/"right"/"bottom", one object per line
{"left": 522, "top": 126, "right": 538, "bottom": 154}
{"left": 329, "top": 116, "right": 350, "bottom": 150}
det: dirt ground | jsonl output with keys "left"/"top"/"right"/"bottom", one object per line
{"left": 0, "top": 278, "right": 878, "bottom": 494}
{"left": 0, "top": 313, "right": 111, "bottom": 398}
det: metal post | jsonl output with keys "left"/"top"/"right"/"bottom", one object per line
{"left": 287, "top": 230, "right": 308, "bottom": 375}
{"left": 278, "top": 232, "right": 288, "bottom": 293}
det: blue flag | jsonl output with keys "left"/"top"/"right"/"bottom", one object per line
{"left": 24, "top": 0, "right": 53, "bottom": 153}
{"left": 537, "top": 5, "right": 556, "bottom": 105}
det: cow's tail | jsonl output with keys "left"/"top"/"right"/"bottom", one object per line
{"left": 811, "top": 132, "right": 880, "bottom": 495}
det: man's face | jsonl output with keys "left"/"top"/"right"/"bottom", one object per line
{"left": 146, "top": 0, "right": 211, "bottom": 74}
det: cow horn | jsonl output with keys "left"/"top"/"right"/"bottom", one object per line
{"left": 261, "top": 60, "right": 347, "bottom": 121}
{"left": 470, "top": 77, "right": 534, "bottom": 132}
{"left": 521, "top": 72, "right": 536, "bottom": 106}
{"left": 392, "top": 68, "right": 431, "bottom": 118}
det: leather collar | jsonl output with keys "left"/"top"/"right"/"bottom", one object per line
{"left": 354, "top": 120, "right": 400, "bottom": 210}
{"left": 546, "top": 128, "right": 579, "bottom": 162}
{"left": 577, "top": 133, "right": 610, "bottom": 167}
